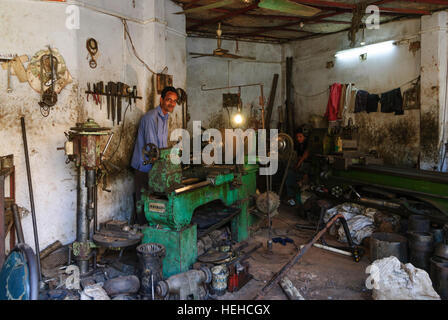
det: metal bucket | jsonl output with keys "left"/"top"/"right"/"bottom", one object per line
{"left": 431, "top": 228, "right": 444, "bottom": 246}
{"left": 429, "top": 256, "right": 448, "bottom": 300}
{"left": 408, "top": 232, "right": 434, "bottom": 271}
{"left": 370, "top": 232, "right": 408, "bottom": 263}
{"left": 211, "top": 264, "right": 229, "bottom": 296}
{"left": 408, "top": 215, "right": 430, "bottom": 233}
{"left": 137, "top": 243, "right": 166, "bottom": 299}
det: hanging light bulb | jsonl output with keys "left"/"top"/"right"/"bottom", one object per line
{"left": 233, "top": 112, "right": 244, "bottom": 125}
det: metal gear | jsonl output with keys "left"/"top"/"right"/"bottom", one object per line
{"left": 256, "top": 191, "right": 280, "bottom": 215}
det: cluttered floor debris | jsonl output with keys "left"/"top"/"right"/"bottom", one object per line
{"left": 31, "top": 198, "right": 446, "bottom": 301}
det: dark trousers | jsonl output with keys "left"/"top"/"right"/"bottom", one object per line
{"left": 285, "top": 163, "right": 310, "bottom": 199}
{"left": 135, "top": 170, "right": 149, "bottom": 225}
{"left": 286, "top": 168, "right": 299, "bottom": 199}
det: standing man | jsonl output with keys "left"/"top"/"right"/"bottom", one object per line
{"left": 131, "top": 86, "right": 178, "bottom": 224}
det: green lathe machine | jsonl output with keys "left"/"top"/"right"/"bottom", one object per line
{"left": 138, "top": 147, "right": 259, "bottom": 278}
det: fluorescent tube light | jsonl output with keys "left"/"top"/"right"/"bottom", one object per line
{"left": 335, "top": 40, "right": 396, "bottom": 59}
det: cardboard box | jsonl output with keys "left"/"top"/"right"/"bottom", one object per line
{"left": 342, "top": 139, "right": 358, "bottom": 150}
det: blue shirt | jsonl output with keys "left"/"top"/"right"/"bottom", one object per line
{"left": 131, "top": 105, "right": 169, "bottom": 172}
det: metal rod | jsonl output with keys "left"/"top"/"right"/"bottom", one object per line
{"left": 20, "top": 117, "right": 42, "bottom": 281}
{"left": 253, "top": 213, "right": 345, "bottom": 300}
{"left": 6, "top": 61, "right": 12, "bottom": 93}
{"left": 300, "top": 243, "right": 352, "bottom": 257}
{"left": 12, "top": 204, "right": 25, "bottom": 244}
{"left": 201, "top": 83, "right": 263, "bottom": 92}
{"left": 77, "top": 166, "right": 89, "bottom": 274}
{"left": 94, "top": 177, "right": 98, "bottom": 232}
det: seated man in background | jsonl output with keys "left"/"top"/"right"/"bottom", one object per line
{"left": 285, "top": 128, "right": 310, "bottom": 206}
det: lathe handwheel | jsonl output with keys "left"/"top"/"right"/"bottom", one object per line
{"left": 142, "top": 143, "right": 160, "bottom": 165}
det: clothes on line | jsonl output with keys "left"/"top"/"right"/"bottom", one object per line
{"left": 380, "top": 88, "right": 403, "bottom": 115}
{"left": 325, "top": 82, "right": 410, "bottom": 122}
{"left": 367, "top": 94, "right": 380, "bottom": 113}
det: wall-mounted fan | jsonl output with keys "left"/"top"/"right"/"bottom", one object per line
{"left": 176, "top": 0, "right": 321, "bottom": 17}
{"left": 189, "top": 23, "right": 256, "bottom": 60}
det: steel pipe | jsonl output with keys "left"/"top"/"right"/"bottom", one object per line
{"left": 20, "top": 117, "right": 42, "bottom": 281}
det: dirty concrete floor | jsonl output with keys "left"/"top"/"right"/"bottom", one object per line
{"left": 217, "top": 204, "right": 372, "bottom": 300}
{"left": 41, "top": 203, "right": 373, "bottom": 300}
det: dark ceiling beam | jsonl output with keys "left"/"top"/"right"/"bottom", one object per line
{"left": 188, "top": 1, "right": 260, "bottom": 30}
{"left": 310, "top": 19, "right": 351, "bottom": 24}
{"left": 235, "top": 11, "right": 342, "bottom": 37}
{"left": 189, "top": 31, "right": 295, "bottom": 41}
{"left": 395, "top": 0, "right": 448, "bottom": 4}
{"left": 290, "top": 0, "right": 431, "bottom": 14}
{"left": 183, "top": 0, "right": 203, "bottom": 10}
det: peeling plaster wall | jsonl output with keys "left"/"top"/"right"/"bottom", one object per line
{"left": 285, "top": 18, "right": 422, "bottom": 167}
{"left": 0, "top": 0, "right": 185, "bottom": 251}
{"left": 420, "top": 11, "right": 448, "bottom": 171}
{"left": 186, "top": 38, "right": 283, "bottom": 131}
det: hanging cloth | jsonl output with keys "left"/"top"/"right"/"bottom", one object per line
{"left": 354, "top": 90, "right": 369, "bottom": 113}
{"left": 366, "top": 94, "right": 380, "bottom": 113}
{"left": 380, "top": 88, "right": 403, "bottom": 115}
{"left": 337, "top": 84, "right": 347, "bottom": 120}
{"left": 325, "top": 83, "right": 343, "bottom": 122}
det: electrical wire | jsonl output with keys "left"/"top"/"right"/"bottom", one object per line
{"left": 295, "top": 88, "right": 329, "bottom": 98}
{"left": 122, "top": 19, "right": 158, "bottom": 75}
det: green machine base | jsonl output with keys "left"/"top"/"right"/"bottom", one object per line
{"left": 142, "top": 224, "right": 197, "bottom": 278}
{"left": 139, "top": 148, "right": 259, "bottom": 278}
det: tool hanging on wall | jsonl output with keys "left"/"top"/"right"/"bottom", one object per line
{"left": 6, "top": 61, "right": 12, "bottom": 93}
{"left": 85, "top": 81, "right": 141, "bottom": 126}
{"left": 1, "top": 54, "right": 30, "bottom": 93}
{"left": 26, "top": 47, "right": 72, "bottom": 117}
{"left": 86, "top": 38, "right": 98, "bottom": 69}
{"left": 38, "top": 46, "right": 58, "bottom": 117}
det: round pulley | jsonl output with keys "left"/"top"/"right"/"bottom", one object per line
{"left": 156, "top": 280, "right": 169, "bottom": 297}
{"left": 69, "top": 118, "right": 110, "bottom": 135}
{"left": 256, "top": 191, "right": 280, "bottom": 215}
{"left": 0, "top": 243, "right": 39, "bottom": 300}
{"left": 142, "top": 143, "right": 160, "bottom": 165}
{"left": 331, "top": 185, "right": 344, "bottom": 198}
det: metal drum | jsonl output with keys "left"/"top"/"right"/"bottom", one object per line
{"left": 431, "top": 228, "right": 444, "bottom": 246}
{"left": 430, "top": 256, "right": 448, "bottom": 300}
{"left": 408, "top": 232, "right": 434, "bottom": 271}
{"left": 370, "top": 232, "right": 408, "bottom": 263}
{"left": 408, "top": 215, "right": 430, "bottom": 233}
{"left": 137, "top": 243, "right": 166, "bottom": 299}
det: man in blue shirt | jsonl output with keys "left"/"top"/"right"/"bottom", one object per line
{"left": 131, "top": 86, "right": 178, "bottom": 224}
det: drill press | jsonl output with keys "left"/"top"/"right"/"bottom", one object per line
{"left": 61, "top": 119, "right": 112, "bottom": 274}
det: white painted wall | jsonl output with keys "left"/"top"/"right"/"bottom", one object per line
{"left": 284, "top": 18, "right": 423, "bottom": 166}
{"left": 285, "top": 18, "right": 421, "bottom": 126}
{"left": 0, "top": 0, "right": 186, "bottom": 251}
{"left": 186, "top": 37, "right": 284, "bottom": 131}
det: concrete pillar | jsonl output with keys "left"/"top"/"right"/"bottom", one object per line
{"left": 420, "top": 11, "right": 448, "bottom": 171}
